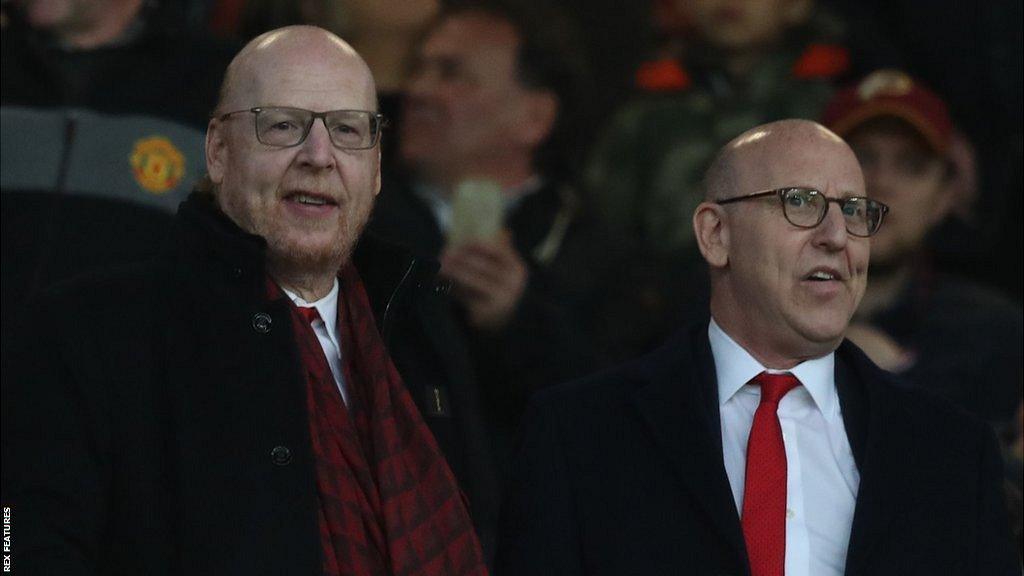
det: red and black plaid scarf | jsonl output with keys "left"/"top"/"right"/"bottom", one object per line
{"left": 276, "top": 265, "right": 487, "bottom": 576}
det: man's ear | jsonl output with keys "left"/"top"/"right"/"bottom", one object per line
{"left": 693, "top": 202, "right": 730, "bottom": 268}
{"left": 513, "top": 90, "right": 558, "bottom": 147}
{"left": 205, "top": 118, "right": 227, "bottom": 185}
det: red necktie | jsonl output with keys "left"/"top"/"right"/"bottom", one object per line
{"left": 742, "top": 372, "right": 800, "bottom": 576}
{"left": 297, "top": 306, "right": 321, "bottom": 325}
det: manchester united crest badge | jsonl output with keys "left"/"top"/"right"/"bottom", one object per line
{"left": 130, "top": 136, "right": 186, "bottom": 194}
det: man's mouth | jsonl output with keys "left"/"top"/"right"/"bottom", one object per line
{"left": 284, "top": 192, "right": 337, "bottom": 207}
{"left": 804, "top": 267, "right": 843, "bottom": 282}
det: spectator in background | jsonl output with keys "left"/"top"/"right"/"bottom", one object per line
{"left": 582, "top": 0, "right": 854, "bottom": 360}
{"left": 1, "top": 0, "right": 238, "bottom": 325}
{"left": 1, "top": 0, "right": 235, "bottom": 128}
{"left": 587, "top": 0, "right": 850, "bottom": 259}
{"left": 823, "top": 70, "right": 1023, "bottom": 430}
{"left": 371, "top": 1, "right": 620, "bottom": 480}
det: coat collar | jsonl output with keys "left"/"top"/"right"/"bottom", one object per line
{"left": 169, "top": 192, "right": 269, "bottom": 306}
{"left": 170, "top": 192, "right": 435, "bottom": 330}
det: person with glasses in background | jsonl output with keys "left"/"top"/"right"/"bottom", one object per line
{"left": 370, "top": 1, "right": 625, "bottom": 522}
{"left": 2, "top": 26, "right": 488, "bottom": 576}
{"left": 497, "top": 119, "right": 1018, "bottom": 576}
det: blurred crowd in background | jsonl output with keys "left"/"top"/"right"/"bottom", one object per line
{"left": 2, "top": 0, "right": 1021, "bottom": 556}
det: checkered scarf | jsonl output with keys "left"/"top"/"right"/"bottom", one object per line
{"left": 280, "top": 265, "right": 487, "bottom": 576}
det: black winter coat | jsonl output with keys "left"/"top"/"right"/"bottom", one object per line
{"left": 1, "top": 194, "right": 498, "bottom": 575}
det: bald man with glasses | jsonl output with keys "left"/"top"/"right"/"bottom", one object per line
{"left": 497, "top": 119, "right": 1017, "bottom": 576}
{"left": 3, "top": 26, "right": 489, "bottom": 575}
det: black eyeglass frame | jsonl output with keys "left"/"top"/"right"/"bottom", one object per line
{"left": 216, "top": 106, "right": 386, "bottom": 150}
{"left": 715, "top": 187, "right": 889, "bottom": 238}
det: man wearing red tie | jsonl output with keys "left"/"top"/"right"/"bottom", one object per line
{"left": 496, "top": 119, "right": 1018, "bottom": 575}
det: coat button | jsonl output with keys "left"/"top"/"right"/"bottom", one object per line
{"left": 251, "top": 312, "right": 272, "bottom": 333}
{"left": 270, "top": 445, "right": 292, "bottom": 466}
{"left": 231, "top": 266, "right": 243, "bottom": 279}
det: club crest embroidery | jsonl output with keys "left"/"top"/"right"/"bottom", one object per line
{"left": 130, "top": 136, "right": 186, "bottom": 193}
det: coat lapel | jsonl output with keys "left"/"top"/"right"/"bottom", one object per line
{"left": 837, "top": 342, "right": 905, "bottom": 576}
{"left": 631, "top": 331, "right": 907, "bottom": 575}
{"left": 632, "top": 325, "right": 750, "bottom": 569}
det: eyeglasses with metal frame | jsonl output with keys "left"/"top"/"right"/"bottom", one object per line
{"left": 216, "top": 107, "right": 385, "bottom": 150}
{"left": 715, "top": 187, "right": 889, "bottom": 237}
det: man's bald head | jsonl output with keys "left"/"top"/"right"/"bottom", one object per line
{"left": 215, "top": 25, "right": 377, "bottom": 114}
{"left": 704, "top": 119, "right": 851, "bottom": 202}
{"left": 693, "top": 118, "right": 868, "bottom": 368}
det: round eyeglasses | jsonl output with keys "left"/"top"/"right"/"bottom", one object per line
{"left": 715, "top": 187, "right": 889, "bottom": 237}
{"left": 217, "top": 107, "right": 385, "bottom": 150}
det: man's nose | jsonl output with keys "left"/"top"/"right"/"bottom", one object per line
{"left": 296, "top": 119, "right": 336, "bottom": 168}
{"left": 813, "top": 201, "right": 850, "bottom": 250}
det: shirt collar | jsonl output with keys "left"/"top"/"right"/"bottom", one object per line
{"left": 283, "top": 278, "right": 340, "bottom": 343}
{"left": 708, "top": 318, "right": 837, "bottom": 417}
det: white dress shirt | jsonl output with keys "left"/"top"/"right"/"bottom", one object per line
{"left": 283, "top": 280, "right": 349, "bottom": 406}
{"left": 709, "top": 319, "right": 859, "bottom": 576}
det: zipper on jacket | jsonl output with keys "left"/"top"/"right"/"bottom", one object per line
{"left": 380, "top": 257, "right": 417, "bottom": 342}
